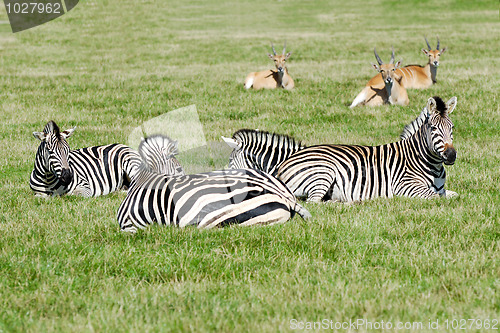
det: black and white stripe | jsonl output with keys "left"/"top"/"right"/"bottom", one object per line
{"left": 276, "top": 96, "right": 458, "bottom": 202}
{"left": 118, "top": 135, "right": 311, "bottom": 233}
{"left": 30, "top": 120, "right": 142, "bottom": 197}
{"left": 222, "top": 129, "right": 305, "bottom": 176}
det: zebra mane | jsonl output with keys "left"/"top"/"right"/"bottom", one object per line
{"left": 138, "top": 134, "right": 182, "bottom": 175}
{"left": 400, "top": 108, "right": 429, "bottom": 140}
{"left": 233, "top": 129, "right": 304, "bottom": 151}
{"left": 44, "top": 120, "right": 61, "bottom": 137}
{"left": 432, "top": 96, "right": 447, "bottom": 116}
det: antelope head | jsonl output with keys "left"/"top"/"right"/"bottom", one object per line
{"left": 268, "top": 42, "right": 291, "bottom": 74}
{"left": 372, "top": 47, "right": 402, "bottom": 85}
{"left": 422, "top": 36, "right": 447, "bottom": 67}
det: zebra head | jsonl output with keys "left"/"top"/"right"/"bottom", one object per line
{"left": 33, "top": 121, "right": 76, "bottom": 186}
{"left": 138, "top": 135, "right": 185, "bottom": 176}
{"left": 424, "top": 96, "right": 457, "bottom": 165}
{"left": 222, "top": 135, "right": 252, "bottom": 169}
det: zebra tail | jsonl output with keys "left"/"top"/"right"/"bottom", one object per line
{"left": 294, "top": 202, "right": 312, "bottom": 220}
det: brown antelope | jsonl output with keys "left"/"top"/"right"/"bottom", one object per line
{"left": 244, "top": 42, "right": 294, "bottom": 90}
{"left": 355, "top": 37, "right": 446, "bottom": 91}
{"left": 350, "top": 48, "right": 409, "bottom": 107}
{"left": 398, "top": 36, "right": 447, "bottom": 88}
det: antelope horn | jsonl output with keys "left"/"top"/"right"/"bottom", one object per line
{"left": 282, "top": 41, "right": 287, "bottom": 55}
{"left": 271, "top": 43, "right": 277, "bottom": 55}
{"left": 425, "top": 36, "right": 432, "bottom": 50}
{"left": 390, "top": 46, "right": 396, "bottom": 64}
{"left": 374, "top": 47, "right": 383, "bottom": 65}
{"left": 436, "top": 36, "right": 440, "bottom": 50}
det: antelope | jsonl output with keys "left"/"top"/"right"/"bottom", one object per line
{"left": 244, "top": 42, "right": 294, "bottom": 90}
{"left": 350, "top": 48, "right": 409, "bottom": 107}
{"left": 354, "top": 37, "right": 446, "bottom": 92}
{"left": 397, "top": 36, "right": 447, "bottom": 88}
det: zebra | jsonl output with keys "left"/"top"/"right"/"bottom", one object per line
{"left": 275, "top": 96, "right": 458, "bottom": 202}
{"left": 222, "top": 129, "right": 305, "bottom": 176}
{"left": 117, "top": 134, "right": 311, "bottom": 233}
{"left": 30, "top": 120, "right": 143, "bottom": 197}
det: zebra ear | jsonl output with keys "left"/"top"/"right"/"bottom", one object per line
{"left": 446, "top": 96, "right": 457, "bottom": 114}
{"left": 221, "top": 136, "right": 240, "bottom": 149}
{"left": 61, "top": 126, "right": 76, "bottom": 139}
{"left": 426, "top": 97, "right": 437, "bottom": 115}
{"left": 33, "top": 131, "right": 46, "bottom": 141}
{"left": 172, "top": 140, "right": 179, "bottom": 155}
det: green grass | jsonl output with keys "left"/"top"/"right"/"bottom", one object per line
{"left": 0, "top": 0, "right": 498, "bottom": 332}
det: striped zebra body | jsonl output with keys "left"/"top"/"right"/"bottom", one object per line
{"left": 118, "top": 135, "right": 310, "bottom": 233}
{"left": 277, "top": 96, "right": 458, "bottom": 202}
{"left": 222, "top": 129, "right": 305, "bottom": 176}
{"left": 30, "top": 121, "right": 142, "bottom": 197}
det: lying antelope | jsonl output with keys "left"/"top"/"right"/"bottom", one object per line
{"left": 350, "top": 48, "right": 409, "bottom": 107}
{"left": 244, "top": 42, "right": 294, "bottom": 90}
{"left": 354, "top": 37, "right": 446, "bottom": 92}
{"left": 398, "top": 36, "right": 447, "bottom": 88}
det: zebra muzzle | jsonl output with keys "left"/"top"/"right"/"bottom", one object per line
{"left": 443, "top": 147, "right": 456, "bottom": 165}
{"left": 60, "top": 168, "right": 73, "bottom": 185}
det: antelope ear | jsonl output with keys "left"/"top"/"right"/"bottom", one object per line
{"left": 421, "top": 48, "right": 430, "bottom": 56}
{"left": 33, "top": 131, "right": 46, "bottom": 141}
{"left": 446, "top": 96, "right": 457, "bottom": 114}
{"left": 61, "top": 126, "right": 76, "bottom": 139}
{"left": 395, "top": 59, "right": 402, "bottom": 69}
{"left": 426, "top": 97, "right": 438, "bottom": 115}
{"left": 221, "top": 136, "right": 240, "bottom": 149}
{"left": 268, "top": 53, "right": 274, "bottom": 60}
{"left": 440, "top": 47, "right": 447, "bottom": 54}
{"left": 372, "top": 63, "right": 380, "bottom": 71}
{"left": 285, "top": 52, "right": 292, "bottom": 59}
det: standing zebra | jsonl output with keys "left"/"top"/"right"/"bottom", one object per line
{"left": 276, "top": 96, "right": 458, "bottom": 202}
{"left": 30, "top": 120, "right": 142, "bottom": 197}
{"left": 222, "top": 129, "right": 305, "bottom": 176}
{"left": 118, "top": 135, "right": 311, "bottom": 233}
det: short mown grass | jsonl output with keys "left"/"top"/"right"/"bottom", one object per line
{"left": 0, "top": 0, "right": 498, "bottom": 332}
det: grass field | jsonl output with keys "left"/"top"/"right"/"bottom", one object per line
{"left": 0, "top": 0, "right": 498, "bottom": 332}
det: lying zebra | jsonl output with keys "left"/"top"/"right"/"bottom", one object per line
{"left": 222, "top": 129, "right": 306, "bottom": 176}
{"left": 30, "top": 120, "right": 143, "bottom": 197}
{"left": 224, "top": 96, "right": 458, "bottom": 202}
{"left": 117, "top": 135, "right": 311, "bottom": 233}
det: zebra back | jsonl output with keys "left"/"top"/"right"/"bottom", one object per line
{"left": 117, "top": 168, "right": 310, "bottom": 233}
{"left": 225, "top": 129, "right": 305, "bottom": 176}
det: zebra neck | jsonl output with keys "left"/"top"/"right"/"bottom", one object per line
{"left": 411, "top": 126, "right": 444, "bottom": 172}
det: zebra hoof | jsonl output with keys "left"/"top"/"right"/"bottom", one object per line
{"left": 445, "top": 190, "right": 458, "bottom": 198}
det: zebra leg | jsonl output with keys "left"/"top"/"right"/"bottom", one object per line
{"left": 119, "top": 219, "right": 138, "bottom": 234}
{"left": 444, "top": 190, "right": 458, "bottom": 198}
{"left": 34, "top": 192, "right": 50, "bottom": 198}
{"left": 306, "top": 188, "right": 330, "bottom": 202}
{"left": 295, "top": 203, "right": 312, "bottom": 220}
{"left": 71, "top": 185, "right": 92, "bottom": 197}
